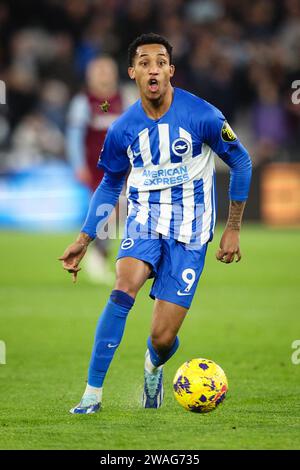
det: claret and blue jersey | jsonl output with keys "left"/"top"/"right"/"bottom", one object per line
{"left": 98, "top": 87, "right": 252, "bottom": 246}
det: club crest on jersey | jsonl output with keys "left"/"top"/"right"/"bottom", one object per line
{"left": 221, "top": 121, "right": 237, "bottom": 142}
{"left": 171, "top": 138, "right": 191, "bottom": 157}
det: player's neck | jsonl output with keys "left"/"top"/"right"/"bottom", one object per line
{"left": 141, "top": 86, "right": 174, "bottom": 120}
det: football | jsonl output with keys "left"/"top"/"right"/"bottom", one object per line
{"left": 173, "top": 358, "right": 228, "bottom": 413}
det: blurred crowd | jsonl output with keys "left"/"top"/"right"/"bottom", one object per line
{"left": 0, "top": 0, "right": 299, "bottom": 172}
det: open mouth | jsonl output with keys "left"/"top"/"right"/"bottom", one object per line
{"left": 148, "top": 78, "right": 159, "bottom": 93}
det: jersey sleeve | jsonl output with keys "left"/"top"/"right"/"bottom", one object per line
{"left": 97, "top": 123, "right": 130, "bottom": 175}
{"left": 202, "top": 106, "right": 252, "bottom": 201}
{"left": 81, "top": 170, "right": 125, "bottom": 239}
{"left": 66, "top": 95, "right": 90, "bottom": 170}
{"left": 67, "top": 94, "right": 90, "bottom": 128}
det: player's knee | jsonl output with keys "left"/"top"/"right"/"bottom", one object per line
{"left": 151, "top": 331, "right": 175, "bottom": 353}
{"left": 114, "top": 277, "right": 140, "bottom": 299}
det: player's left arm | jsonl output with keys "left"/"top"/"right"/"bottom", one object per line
{"left": 203, "top": 111, "right": 252, "bottom": 264}
{"left": 216, "top": 200, "right": 245, "bottom": 263}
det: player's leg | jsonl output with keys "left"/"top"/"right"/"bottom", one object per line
{"left": 70, "top": 257, "right": 151, "bottom": 414}
{"left": 143, "top": 299, "right": 187, "bottom": 408}
{"left": 86, "top": 257, "right": 151, "bottom": 390}
{"left": 143, "top": 239, "right": 208, "bottom": 408}
{"left": 148, "top": 299, "right": 187, "bottom": 363}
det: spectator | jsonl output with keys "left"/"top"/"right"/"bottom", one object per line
{"left": 0, "top": 0, "right": 298, "bottom": 172}
{"left": 252, "top": 79, "right": 289, "bottom": 163}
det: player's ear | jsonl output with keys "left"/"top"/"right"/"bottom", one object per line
{"left": 128, "top": 67, "right": 135, "bottom": 80}
{"left": 170, "top": 64, "right": 175, "bottom": 78}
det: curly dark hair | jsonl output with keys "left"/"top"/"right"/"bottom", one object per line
{"left": 128, "top": 33, "right": 173, "bottom": 67}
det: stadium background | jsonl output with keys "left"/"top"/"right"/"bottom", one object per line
{"left": 0, "top": 0, "right": 299, "bottom": 451}
{"left": 0, "top": 0, "right": 300, "bottom": 228}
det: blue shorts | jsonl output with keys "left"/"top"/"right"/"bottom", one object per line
{"left": 117, "top": 233, "right": 208, "bottom": 309}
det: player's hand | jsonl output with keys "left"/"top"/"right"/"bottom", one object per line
{"left": 58, "top": 233, "right": 91, "bottom": 282}
{"left": 216, "top": 228, "right": 242, "bottom": 264}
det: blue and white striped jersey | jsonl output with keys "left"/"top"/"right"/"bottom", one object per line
{"left": 98, "top": 87, "right": 252, "bottom": 245}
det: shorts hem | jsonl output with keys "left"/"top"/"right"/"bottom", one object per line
{"left": 149, "top": 293, "right": 192, "bottom": 310}
{"left": 116, "top": 253, "right": 157, "bottom": 277}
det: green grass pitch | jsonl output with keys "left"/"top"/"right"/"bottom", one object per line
{"left": 0, "top": 225, "right": 299, "bottom": 450}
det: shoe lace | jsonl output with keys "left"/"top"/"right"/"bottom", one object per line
{"left": 145, "top": 370, "right": 162, "bottom": 397}
{"left": 80, "top": 393, "right": 98, "bottom": 408}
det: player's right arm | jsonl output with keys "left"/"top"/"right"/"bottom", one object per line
{"left": 59, "top": 170, "right": 126, "bottom": 282}
{"left": 59, "top": 121, "right": 130, "bottom": 282}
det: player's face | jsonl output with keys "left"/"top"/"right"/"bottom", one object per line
{"left": 128, "top": 44, "right": 175, "bottom": 102}
{"left": 87, "top": 58, "right": 118, "bottom": 96}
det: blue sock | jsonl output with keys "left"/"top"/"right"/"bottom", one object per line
{"left": 147, "top": 336, "right": 180, "bottom": 368}
{"left": 87, "top": 290, "right": 134, "bottom": 388}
